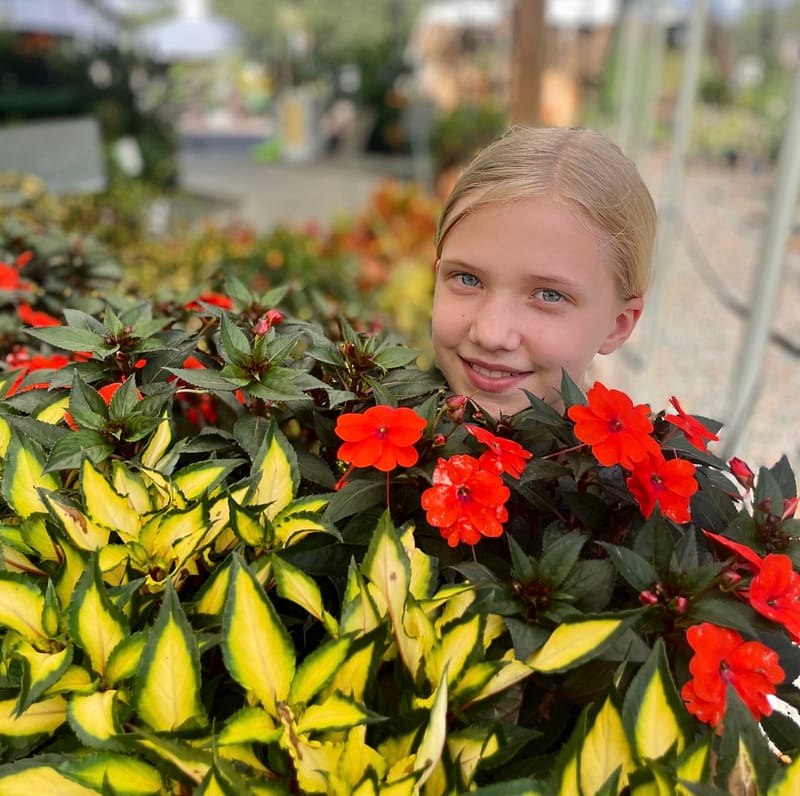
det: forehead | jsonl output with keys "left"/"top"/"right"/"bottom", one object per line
{"left": 440, "top": 195, "right": 611, "bottom": 268}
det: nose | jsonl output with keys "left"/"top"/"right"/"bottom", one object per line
{"left": 467, "top": 294, "right": 522, "bottom": 351}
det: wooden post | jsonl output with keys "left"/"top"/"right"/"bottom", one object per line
{"left": 510, "top": 0, "right": 545, "bottom": 126}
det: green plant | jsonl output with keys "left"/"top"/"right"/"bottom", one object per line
{"left": 1, "top": 233, "right": 800, "bottom": 794}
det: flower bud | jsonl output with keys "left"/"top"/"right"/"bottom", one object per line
{"left": 433, "top": 434, "right": 447, "bottom": 447}
{"left": 445, "top": 394, "right": 467, "bottom": 424}
{"left": 673, "top": 596, "right": 690, "bottom": 615}
{"left": 639, "top": 589, "right": 659, "bottom": 606}
{"left": 729, "top": 456, "right": 755, "bottom": 491}
{"left": 253, "top": 309, "right": 284, "bottom": 336}
{"left": 782, "top": 496, "right": 798, "bottom": 520}
{"left": 719, "top": 569, "right": 742, "bottom": 590}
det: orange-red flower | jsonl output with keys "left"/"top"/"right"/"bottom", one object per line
{"left": 665, "top": 396, "right": 719, "bottom": 452}
{"left": 17, "top": 302, "right": 61, "bottom": 327}
{"left": 184, "top": 293, "right": 234, "bottom": 312}
{"left": 465, "top": 424, "right": 532, "bottom": 478}
{"left": 3, "top": 349, "right": 72, "bottom": 396}
{"left": 421, "top": 454, "right": 509, "bottom": 547}
{"left": 729, "top": 456, "right": 755, "bottom": 492}
{"left": 335, "top": 405, "right": 427, "bottom": 472}
{"left": 749, "top": 555, "right": 800, "bottom": 642}
{"left": 680, "top": 622, "right": 784, "bottom": 727}
{"left": 567, "top": 382, "right": 660, "bottom": 469}
{"left": 0, "top": 262, "right": 30, "bottom": 291}
{"left": 626, "top": 453, "right": 698, "bottom": 523}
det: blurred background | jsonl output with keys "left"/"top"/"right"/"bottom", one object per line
{"left": 1, "top": 0, "right": 799, "bottom": 471}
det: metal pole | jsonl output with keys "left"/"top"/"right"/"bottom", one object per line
{"left": 720, "top": 57, "right": 800, "bottom": 460}
{"left": 616, "top": 0, "right": 643, "bottom": 154}
{"left": 640, "top": 0, "right": 670, "bottom": 149}
{"left": 633, "top": 0, "right": 709, "bottom": 366}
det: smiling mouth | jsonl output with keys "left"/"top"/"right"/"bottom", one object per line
{"left": 468, "top": 362, "right": 524, "bottom": 379}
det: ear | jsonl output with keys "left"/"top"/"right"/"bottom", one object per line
{"left": 434, "top": 257, "right": 440, "bottom": 274}
{"left": 598, "top": 297, "right": 643, "bottom": 355}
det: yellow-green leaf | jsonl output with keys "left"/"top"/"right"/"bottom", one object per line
{"left": 0, "top": 574, "right": 47, "bottom": 643}
{"left": 0, "top": 543, "right": 47, "bottom": 576}
{"left": 68, "top": 689, "right": 122, "bottom": 748}
{"left": 141, "top": 501, "right": 206, "bottom": 562}
{"left": 12, "top": 640, "right": 72, "bottom": 713}
{"left": 218, "top": 707, "right": 280, "bottom": 746}
{"left": 111, "top": 461, "right": 153, "bottom": 515}
{"left": 134, "top": 583, "right": 205, "bottom": 731}
{"left": 323, "top": 636, "right": 380, "bottom": 703}
{"left": 626, "top": 641, "right": 688, "bottom": 760}
{"left": 40, "top": 490, "right": 110, "bottom": 551}
{"left": 289, "top": 635, "right": 352, "bottom": 705}
{"left": 1, "top": 433, "right": 61, "bottom": 518}
{"left": 427, "top": 612, "right": 482, "bottom": 689}
{"left": 249, "top": 423, "right": 298, "bottom": 520}
{"left": 579, "top": 696, "right": 635, "bottom": 795}
{"left": 272, "top": 555, "right": 325, "bottom": 623}
{"left": 527, "top": 617, "right": 626, "bottom": 673}
{"left": 106, "top": 632, "right": 147, "bottom": 683}
{"left": 68, "top": 558, "right": 128, "bottom": 679}
{"left": 0, "top": 694, "right": 67, "bottom": 738}
{"left": 412, "top": 667, "right": 449, "bottom": 792}
{"left": 194, "top": 557, "right": 233, "bottom": 617}
{"left": 229, "top": 498, "right": 269, "bottom": 546}
{"left": 61, "top": 752, "right": 163, "bottom": 795}
{"left": 0, "top": 763, "right": 96, "bottom": 796}
{"left": 81, "top": 458, "right": 140, "bottom": 539}
{"left": 140, "top": 413, "right": 172, "bottom": 469}
{"left": 174, "top": 460, "right": 236, "bottom": 502}
{"left": 361, "top": 512, "right": 410, "bottom": 624}
{"left": 295, "top": 692, "right": 371, "bottom": 735}
{"left": 768, "top": 750, "right": 800, "bottom": 795}
{"left": 43, "top": 665, "right": 94, "bottom": 696}
{"left": 447, "top": 726, "right": 501, "bottom": 787}
{"left": 222, "top": 554, "right": 295, "bottom": 715}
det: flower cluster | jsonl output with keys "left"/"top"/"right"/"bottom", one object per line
{"left": 680, "top": 622, "right": 784, "bottom": 727}
{"left": 420, "top": 425, "right": 532, "bottom": 547}
{"left": 568, "top": 382, "right": 715, "bottom": 523}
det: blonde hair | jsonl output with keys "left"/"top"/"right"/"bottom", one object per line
{"left": 435, "top": 126, "right": 657, "bottom": 300}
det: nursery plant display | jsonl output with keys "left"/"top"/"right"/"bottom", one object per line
{"left": 1, "top": 210, "right": 800, "bottom": 795}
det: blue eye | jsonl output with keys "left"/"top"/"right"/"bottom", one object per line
{"left": 537, "top": 289, "right": 564, "bottom": 303}
{"left": 456, "top": 273, "right": 481, "bottom": 288}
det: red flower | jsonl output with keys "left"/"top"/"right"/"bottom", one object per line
{"left": 749, "top": 555, "right": 800, "bottom": 643}
{"left": 703, "top": 530, "right": 763, "bottom": 569}
{"left": 3, "top": 349, "right": 72, "bottom": 396}
{"left": 665, "top": 396, "right": 719, "bottom": 452}
{"left": 335, "top": 405, "right": 427, "bottom": 472}
{"left": 465, "top": 425, "right": 532, "bottom": 478}
{"left": 17, "top": 302, "right": 61, "bottom": 327}
{"left": 567, "top": 382, "right": 660, "bottom": 469}
{"left": 421, "top": 454, "right": 510, "bottom": 547}
{"left": 680, "top": 622, "right": 784, "bottom": 727}
{"left": 184, "top": 293, "right": 234, "bottom": 312}
{"left": 626, "top": 453, "right": 698, "bottom": 523}
{"left": 0, "top": 262, "right": 30, "bottom": 291}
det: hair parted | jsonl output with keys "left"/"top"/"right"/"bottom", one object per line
{"left": 435, "top": 126, "right": 657, "bottom": 300}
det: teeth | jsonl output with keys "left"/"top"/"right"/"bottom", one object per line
{"left": 470, "top": 363, "right": 518, "bottom": 379}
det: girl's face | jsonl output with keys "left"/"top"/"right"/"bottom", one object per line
{"left": 431, "top": 195, "right": 642, "bottom": 418}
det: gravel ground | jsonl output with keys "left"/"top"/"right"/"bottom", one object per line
{"left": 179, "top": 142, "right": 800, "bottom": 474}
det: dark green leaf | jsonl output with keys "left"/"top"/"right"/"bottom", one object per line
{"left": 46, "top": 430, "right": 114, "bottom": 470}
{"left": 597, "top": 543, "right": 658, "bottom": 592}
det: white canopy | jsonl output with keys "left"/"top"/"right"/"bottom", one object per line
{"left": 0, "top": 0, "right": 120, "bottom": 41}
